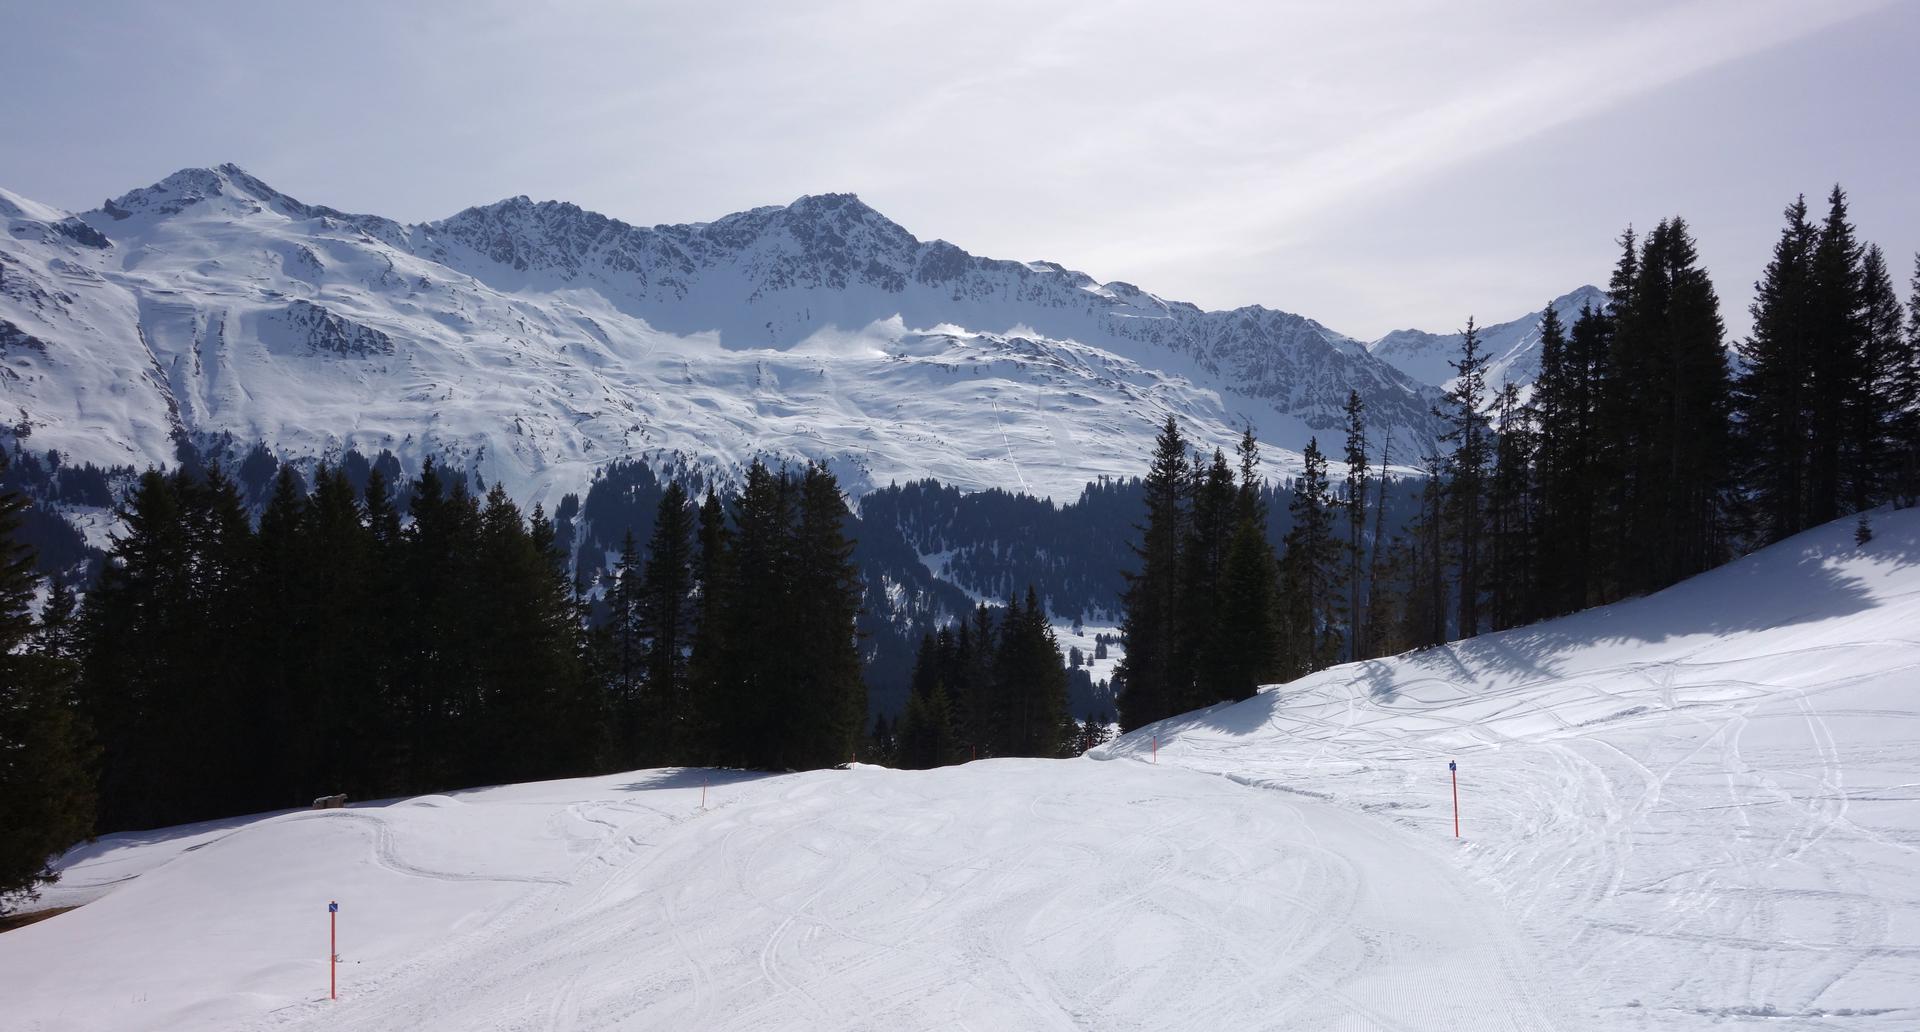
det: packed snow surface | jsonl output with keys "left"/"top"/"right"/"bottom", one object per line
{"left": 1106, "top": 508, "right": 1920, "bottom": 1029}
{"left": 5, "top": 509, "right": 1918, "bottom": 1030}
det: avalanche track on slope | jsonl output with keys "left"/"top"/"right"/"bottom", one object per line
{"left": 5, "top": 509, "right": 1919, "bottom": 1030}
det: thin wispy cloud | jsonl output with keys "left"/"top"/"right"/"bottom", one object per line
{"left": 1119, "top": 0, "right": 1895, "bottom": 262}
{"left": 0, "top": 0, "right": 1913, "bottom": 338}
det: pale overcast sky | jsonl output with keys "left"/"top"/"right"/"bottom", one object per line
{"left": 3, "top": 0, "right": 1915, "bottom": 340}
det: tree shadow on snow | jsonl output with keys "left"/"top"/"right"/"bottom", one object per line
{"left": 1140, "top": 514, "right": 1919, "bottom": 751}
{"left": 50, "top": 807, "right": 301, "bottom": 881}
{"left": 1369, "top": 511, "right": 1918, "bottom": 694}
{"left": 614, "top": 768, "right": 777, "bottom": 794}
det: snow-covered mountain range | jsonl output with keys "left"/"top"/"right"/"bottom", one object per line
{"left": 1366, "top": 284, "right": 1606, "bottom": 399}
{"left": 1, "top": 164, "right": 1571, "bottom": 505}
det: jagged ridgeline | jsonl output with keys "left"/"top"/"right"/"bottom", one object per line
{"left": 0, "top": 163, "right": 1459, "bottom": 509}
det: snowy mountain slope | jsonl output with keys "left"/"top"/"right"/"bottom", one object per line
{"left": 1368, "top": 284, "right": 1606, "bottom": 398}
{"left": 0, "top": 165, "right": 1442, "bottom": 506}
{"left": 1101, "top": 506, "right": 1920, "bottom": 1029}
{"left": 0, "top": 767, "right": 1569, "bottom": 1031}
{"left": 9, "top": 512, "right": 1917, "bottom": 1030}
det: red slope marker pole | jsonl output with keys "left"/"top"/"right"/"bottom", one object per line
{"left": 328, "top": 900, "right": 339, "bottom": 1000}
{"left": 1152, "top": 735, "right": 1157, "bottom": 764}
{"left": 1449, "top": 760, "right": 1459, "bottom": 838}
{"left": 701, "top": 775, "right": 707, "bottom": 810}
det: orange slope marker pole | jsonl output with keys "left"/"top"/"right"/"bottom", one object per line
{"left": 1450, "top": 760, "right": 1459, "bottom": 837}
{"left": 329, "top": 900, "right": 339, "bottom": 1000}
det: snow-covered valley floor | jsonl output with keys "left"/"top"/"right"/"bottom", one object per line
{"left": 5, "top": 509, "right": 1919, "bottom": 1030}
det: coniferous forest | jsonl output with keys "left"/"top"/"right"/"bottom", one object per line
{"left": 871, "top": 589, "right": 1082, "bottom": 770}
{"left": 1115, "top": 188, "right": 1920, "bottom": 731}
{"left": 0, "top": 455, "right": 886, "bottom": 910}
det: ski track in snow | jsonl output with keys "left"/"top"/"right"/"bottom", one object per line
{"left": 1097, "top": 512, "right": 1920, "bottom": 1030}
{"left": 5, "top": 511, "right": 1920, "bottom": 1029}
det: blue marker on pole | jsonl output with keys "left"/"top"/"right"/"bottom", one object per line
{"left": 329, "top": 901, "right": 339, "bottom": 1000}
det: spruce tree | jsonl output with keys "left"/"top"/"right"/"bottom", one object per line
{"left": 1593, "top": 229, "right": 1644, "bottom": 598}
{"left": 460, "top": 485, "right": 580, "bottom": 785}
{"left": 868, "top": 713, "right": 897, "bottom": 768}
{"left": 714, "top": 462, "right": 793, "bottom": 768}
{"left": 251, "top": 464, "right": 310, "bottom": 806}
{"left": 288, "top": 465, "right": 381, "bottom": 800}
{"left": 1736, "top": 197, "right": 1819, "bottom": 543}
{"left": 1214, "top": 428, "right": 1277, "bottom": 699}
{"left": 993, "top": 587, "right": 1072, "bottom": 757}
{"left": 894, "top": 679, "right": 956, "bottom": 769}
{"left": 79, "top": 465, "right": 250, "bottom": 828}
{"left": 958, "top": 609, "right": 998, "bottom": 755}
{"left": 607, "top": 531, "right": 644, "bottom": 763}
{"left": 898, "top": 633, "right": 958, "bottom": 769}
{"left": 356, "top": 464, "right": 404, "bottom": 793}
{"left": 1179, "top": 448, "right": 1236, "bottom": 708}
{"left": 1116, "top": 416, "right": 1188, "bottom": 731}
{"left": 1486, "top": 384, "right": 1538, "bottom": 630}
{"left": 0, "top": 473, "right": 95, "bottom": 911}
{"left": 638, "top": 482, "right": 697, "bottom": 763}
{"left": 364, "top": 465, "right": 402, "bottom": 548}
{"left": 1531, "top": 302, "right": 1604, "bottom": 615}
{"left": 79, "top": 470, "right": 187, "bottom": 830}
{"left": 35, "top": 577, "right": 80, "bottom": 661}
{"left": 1855, "top": 244, "right": 1906, "bottom": 511}
{"left": 1278, "top": 439, "right": 1340, "bottom": 677}
{"left": 1399, "top": 453, "right": 1449, "bottom": 650}
{"left": 1807, "top": 185, "right": 1867, "bottom": 529}
{"left": 187, "top": 464, "right": 259, "bottom": 812}
{"left": 533, "top": 501, "right": 602, "bottom": 775}
{"left": 684, "top": 488, "right": 731, "bottom": 764}
{"left": 469, "top": 484, "right": 536, "bottom": 785}
{"left": 1898, "top": 254, "right": 1920, "bottom": 506}
{"left": 1438, "top": 318, "right": 1490, "bottom": 636}
{"left": 1623, "top": 218, "right": 1736, "bottom": 590}
{"left": 1341, "top": 392, "right": 1368, "bottom": 659}
{"left": 788, "top": 463, "right": 867, "bottom": 769}
{"left": 394, "top": 459, "right": 484, "bottom": 791}
{"left": 1362, "top": 427, "right": 1394, "bottom": 659}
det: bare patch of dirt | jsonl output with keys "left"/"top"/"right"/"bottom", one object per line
{"left": 0, "top": 905, "right": 78, "bottom": 933}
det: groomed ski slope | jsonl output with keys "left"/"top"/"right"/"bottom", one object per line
{"left": 1103, "top": 507, "right": 1920, "bottom": 1029}
{"left": 4, "top": 509, "right": 1918, "bottom": 1030}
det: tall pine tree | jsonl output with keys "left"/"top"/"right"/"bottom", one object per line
{"left": 1736, "top": 197, "right": 1819, "bottom": 543}
{"left": 1116, "top": 417, "right": 1188, "bottom": 731}
{"left": 1278, "top": 439, "right": 1340, "bottom": 677}
{"left": 1341, "top": 391, "right": 1369, "bottom": 660}
{"left": 638, "top": 483, "right": 696, "bottom": 762}
{"left": 1438, "top": 318, "right": 1490, "bottom": 636}
{"left": 1214, "top": 428, "right": 1277, "bottom": 699}
{"left": 0, "top": 468, "right": 95, "bottom": 911}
